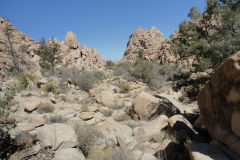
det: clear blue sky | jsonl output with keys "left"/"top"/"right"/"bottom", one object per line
{"left": 0, "top": 0, "right": 206, "bottom": 61}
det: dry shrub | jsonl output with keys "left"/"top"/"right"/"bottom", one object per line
{"left": 74, "top": 124, "right": 103, "bottom": 157}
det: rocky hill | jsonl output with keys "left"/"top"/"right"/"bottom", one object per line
{"left": 0, "top": 17, "right": 105, "bottom": 79}
{"left": 121, "top": 26, "right": 178, "bottom": 64}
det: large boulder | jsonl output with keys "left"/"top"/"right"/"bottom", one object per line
{"left": 96, "top": 90, "right": 116, "bottom": 108}
{"left": 34, "top": 123, "right": 77, "bottom": 150}
{"left": 197, "top": 51, "right": 240, "bottom": 157}
{"left": 132, "top": 91, "right": 180, "bottom": 120}
{"left": 168, "top": 115, "right": 197, "bottom": 141}
{"left": 65, "top": 31, "right": 79, "bottom": 49}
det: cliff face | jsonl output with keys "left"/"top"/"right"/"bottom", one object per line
{"left": 121, "top": 26, "right": 178, "bottom": 64}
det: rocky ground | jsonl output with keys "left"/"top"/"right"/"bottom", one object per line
{"left": 0, "top": 68, "right": 200, "bottom": 160}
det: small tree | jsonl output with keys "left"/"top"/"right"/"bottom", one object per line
{"left": 2, "top": 18, "right": 22, "bottom": 72}
{"left": 34, "top": 37, "right": 61, "bottom": 69}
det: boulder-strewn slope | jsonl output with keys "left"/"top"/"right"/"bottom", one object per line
{"left": 197, "top": 51, "right": 240, "bottom": 157}
{"left": 121, "top": 26, "right": 177, "bottom": 64}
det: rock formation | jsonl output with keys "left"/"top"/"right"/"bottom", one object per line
{"left": 121, "top": 26, "right": 177, "bottom": 64}
{"left": 197, "top": 51, "right": 240, "bottom": 157}
{"left": 57, "top": 31, "right": 105, "bottom": 69}
{"left": 0, "top": 17, "right": 105, "bottom": 80}
{"left": 0, "top": 17, "right": 40, "bottom": 77}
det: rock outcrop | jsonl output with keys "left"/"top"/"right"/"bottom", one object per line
{"left": 64, "top": 31, "right": 79, "bottom": 49}
{"left": 121, "top": 26, "right": 177, "bottom": 64}
{"left": 0, "top": 17, "right": 40, "bottom": 77}
{"left": 58, "top": 31, "right": 105, "bottom": 69}
{"left": 197, "top": 51, "right": 240, "bottom": 157}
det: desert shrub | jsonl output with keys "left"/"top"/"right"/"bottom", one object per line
{"left": 0, "top": 88, "right": 16, "bottom": 123}
{"left": 131, "top": 59, "right": 152, "bottom": 83}
{"left": 42, "top": 81, "right": 59, "bottom": 94}
{"left": 105, "top": 60, "right": 115, "bottom": 69}
{"left": 56, "top": 66, "right": 105, "bottom": 91}
{"left": 131, "top": 59, "right": 167, "bottom": 90}
{"left": 120, "top": 83, "right": 130, "bottom": 93}
{"left": 18, "top": 44, "right": 29, "bottom": 53}
{"left": 74, "top": 124, "right": 103, "bottom": 157}
{"left": 34, "top": 38, "right": 61, "bottom": 69}
{"left": 37, "top": 103, "right": 55, "bottom": 114}
{"left": 17, "top": 72, "right": 38, "bottom": 90}
{"left": 172, "top": 72, "right": 209, "bottom": 101}
{"left": 92, "top": 71, "right": 105, "bottom": 82}
{"left": 17, "top": 74, "right": 29, "bottom": 90}
{"left": 46, "top": 115, "right": 67, "bottom": 124}
{"left": 92, "top": 147, "right": 132, "bottom": 160}
{"left": 76, "top": 71, "right": 98, "bottom": 91}
{"left": 113, "top": 63, "right": 133, "bottom": 81}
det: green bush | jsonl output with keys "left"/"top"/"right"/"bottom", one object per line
{"left": 0, "top": 88, "right": 16, "bottom": 123}
{"left": 17, "top": 74, "right": 29, "bottom": 90}
{"left": 74, "top": 124, "right": 103, "bottom": 157}
{"left": 34, "top": 38, "right": 61, "bottom": 69}
{"left": 120, "top": 84, "right": 130, "bottom": 93}
{"left": 172, "top": 72, "right": 209, "bottom": 101}
{"left": 105, "top": 60, "right": 115, "bottom": 69}
{"left": 17, "top": 72, "right": 38, "bottom": 90}
{"left": 42, "top": 81, "right": 59, "bottom": 94}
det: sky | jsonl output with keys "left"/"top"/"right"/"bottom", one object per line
{"left": 0, "top": 0, "right": 206, "bottom": 61}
